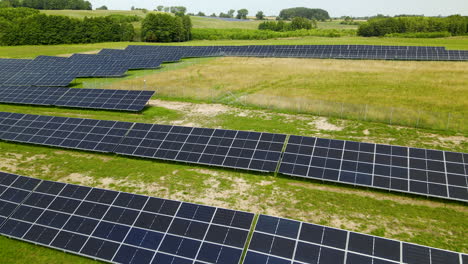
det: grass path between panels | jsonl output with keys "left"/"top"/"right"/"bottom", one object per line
{"left": 0, "top": 100, "right": 467, "bottom": 263}
{"left": 1, "top": 36, "right": 468, "bottom": 59}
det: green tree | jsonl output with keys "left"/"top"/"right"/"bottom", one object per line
{"left": 170, "top": 6, "right": 186, "bottom": 15}
{"left": 236, "top": 9, "right": 248, "bottom": 19}
{"left": 289, "top": 17, "right": 314, "bottom": 30}
{"left": 256, "top": 11, "right": 264, "bottom": 20}
{"left": 141, "top": 13, "right": 191, "bottom": 42}
{"left": 279, "top": 7, "right": 330, "bottom": 21}
{"left": 227, "top": 9, "right": 235, "bottom": 18}
{"left": 157, "top": 5, "right": 163, "bottom": 11}
{"left": 96, "top": 5, "right": 107, "bottom": 10}
{"left": 196, "top": 11, "right": 205, "bottom": 16}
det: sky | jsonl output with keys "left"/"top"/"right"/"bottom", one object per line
{"left": 89, "top": 0, "right": 468, "bottom": 17}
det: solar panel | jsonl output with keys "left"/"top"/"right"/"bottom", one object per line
{"left": 53, "top": 88, "right": 155, "bottom": 112}
{"left": 278, "top": 136, "right": 468, "bottom": 202}
{"left": 0, "top": 86, "right": 68, "bottom": 105}
{"left": 245, "top": 214, "right": 465, "bottom": 264}
{"left": 114, "top": 125, "right": 286, "bottom": 172}
{"left": 0, "top": 172, "right": 41, "bottom": 227}
{"left": 0, "top": 114, "right": 134, "bottom": 153}
{"left": 0, "top": 86, "right": 154, "bottom": 112}
{"left": 0, "top": 172, "right": 254, "bottom": 264}
{"left": 121, "top": 45, "right": 468, "bottom": 61}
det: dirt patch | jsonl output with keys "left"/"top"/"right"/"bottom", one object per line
{"left": 54, "top": 151, "right": 113, "bottom": 162}
{"left": 150, "top": 99, "right": 234, "bottom": 127}
{"left": 61, "top": 173, "right": 94, "bottom": 185}
{"left": 310, "top": 117, "right": 344, "bottom": 131}
{"left": 363, "top": 129, "right": 370, "bottom": 135}
{"left": 437, "top": 135, "right": 466, "bottom": 145}
{"left": 0, "top": 156, "right": 20, "bottom": 172}
{"left": 150, "top": 99, "right": 230, "bottom": 116}
{"left": 57, "top": 49, "right": 101, "bottom": 57}
{"left": 258, "top": 180, "right": 274, "bottom": 186}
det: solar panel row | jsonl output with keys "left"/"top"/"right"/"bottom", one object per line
{"left": 0, "top": 51, "right": 169, "bottom": 87}
{"left": 1, "top": 44, "right": 466, "bottom": 87}
{"left": 279, "top": 135, "right": 468, "bottom": 202}
{"left": 0, "top": 112, "right": 286, "bottom": 172}
{"left": 122, "top": 45, "right": 468, "bottom": 61}
{"left": 0, "top": 86, "right": 154, "bottom": 112}
{"left": 1, "top": 172, "right": 466, "bottom": 264}
{"left": 0, "top": 172, "right": 254, "bottom": 264}
{"left": 245, "top": 214, "right": 467, "bottom": 264}
{"left": 0, "top": 112, "right": 466, "bottom": 201}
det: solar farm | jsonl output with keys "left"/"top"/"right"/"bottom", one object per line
{"left": 0, "top": 42, "right": 467, "bottom": 264}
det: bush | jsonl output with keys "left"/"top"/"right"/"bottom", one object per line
{"left": 290, "top": 17, "right": 315, "bottom": 30}
{"left": 107, "top": 14, "right": 142, "bottom": 23}
{"left": 259, "top": 18, "right": 317, "bottom": 31}
{"left": 0, "top": 7, "right": 39, "bottom": 20}
{"left": 384, "top": 32, "right": 452, "bottom": 38}
{"left": 192, "top": 28, "right": 355, "bottom": 40}
{"left": 358, "top": 15, "right": 468, "bottom": 37}
{"left": 0, "top": 13, "right": 135, "bottom": 45}
{"left": 141, "top": 13, "right": 192, "bottom": 42}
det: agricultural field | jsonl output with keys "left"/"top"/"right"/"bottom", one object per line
{"left": 40, "top": 10, "right": 358, "bottom": 30}
{"left": 0, "top": 9, "right": 467, "bottom": 264}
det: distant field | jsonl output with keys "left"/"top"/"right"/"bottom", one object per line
{"left": 39, "top": 10, "right": 358, "bottom": 30}
{"left": 1, "top": 36, "right": 468, "bottom": 59}
{"left": 42, "top": 9, "right": 358, "bottom": 30}
{"left": 190, "top": 16, "right": 262, "bottom": 29}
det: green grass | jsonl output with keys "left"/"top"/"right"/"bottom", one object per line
{"left": 77, "top": 56, "right": 468, "bottom": 132}
{"left": 1, "top": 36, "right": 468, "bottom": 59}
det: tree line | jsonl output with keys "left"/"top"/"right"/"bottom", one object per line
{"left": 0, "top": 0, "right": 92, "bottom": 10}
{"left": 358, "top": 15, "right": 468, "bottom": 36}
{"left": 0, "top": 8, "right": 134, "bottom": 45}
